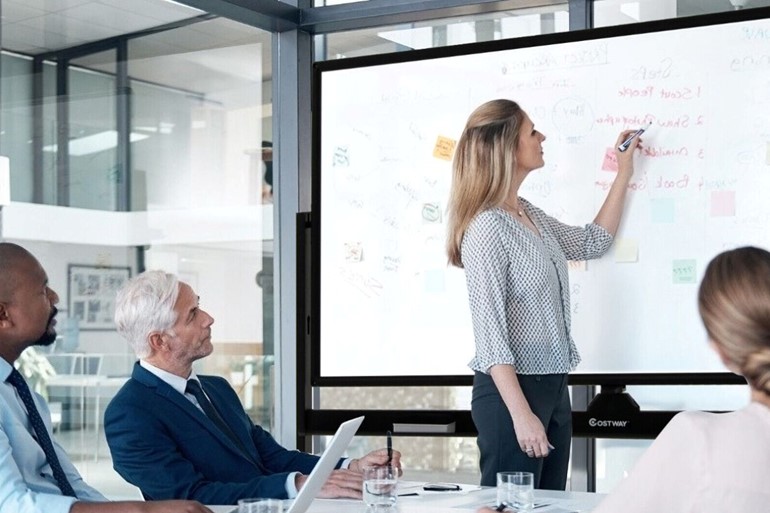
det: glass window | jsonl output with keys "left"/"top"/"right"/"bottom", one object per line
{"left": 319, "top": 386, "right": 479, "bottom": 482}
{"left": 317, "top": 6, "right": 568, "bottom": 60}
{"left": 125, "top": 17, "right": 274, "bottom": 433}
{"left": 0, "top": 0, "right": 273, "bottom": 500}
{"left": 594, "top": 0, "right": 770, "bottom": 27}
{"left": 0, "top": 51, "right": 34, "bottom": 201}
{"left": 68, "top": 53, "right": 118, "bottom": 211}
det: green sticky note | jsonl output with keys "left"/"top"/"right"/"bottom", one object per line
{"left": 672, "top": 259, "right": 697, "bottom": 284}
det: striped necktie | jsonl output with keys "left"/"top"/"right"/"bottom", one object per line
{"left": 7, "top": 368, "right": 77, "bottom": 497}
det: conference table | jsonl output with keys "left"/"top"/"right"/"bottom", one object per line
{"left": 207, "top": 483, "right": 605, "bottom": 513}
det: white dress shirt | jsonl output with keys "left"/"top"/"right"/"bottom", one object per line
{"left": 0, "top": 357, "right": 106, "bottom": 513}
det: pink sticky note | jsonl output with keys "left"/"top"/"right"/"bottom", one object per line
{"left": 601, "top": 147, "right": 619, "bottom": 172}
{"left": 710, "top": 190, "right": 735, "bottom": 217}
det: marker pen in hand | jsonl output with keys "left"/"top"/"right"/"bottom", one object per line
{"left": 617, "top": 121, "right": 651, "bottom": 152}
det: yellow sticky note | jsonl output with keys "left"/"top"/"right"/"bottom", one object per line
{"left": 433, "top": 136, "right": 457, "bottom": 161}
{"left": 614, "top": 239, "right": 639, "bottom": 263}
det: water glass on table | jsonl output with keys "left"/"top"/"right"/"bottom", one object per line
{"left": 497, "top": 471, "right": 534, "bottom": 512}
{"left": 363, "top": 465, "right": 398, "bottom": 509}
{"left": 237, "top": 498, "right": 283, "bottom": 513}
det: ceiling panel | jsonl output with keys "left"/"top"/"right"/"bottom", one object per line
{"left": 7, "top": 0, "right": 93, "bottom": 10}
{"left": 59, "top": 3, "right": 181, "bottom": 33}
{"left": 1, "top": 1, "right": 46, "bottom": 23}
{"left": 1, "top": 0, "right": 202, "bottom": 54}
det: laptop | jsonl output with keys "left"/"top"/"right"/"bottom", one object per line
{"left": 286, "top": 415, "right": 365, "bottom": 513}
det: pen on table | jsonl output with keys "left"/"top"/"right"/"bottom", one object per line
{"left": 617, "top": 121, "right": 651, "bottom": 152}
{"left": 386, "top": 430, "right": 392, "bottom": 465}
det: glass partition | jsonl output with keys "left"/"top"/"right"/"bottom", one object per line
{"left": 0, "top": 52, "right": 34, "bottom": 200}
{"left": 0, "top": 1, "right": 273, "bottom": 499}
{"left": 594, "top": 0, "right": 770, "bottom": 26}
{"left": 69, "top": 52, "right": 118, "bottom": 210}
{"left": 317, "top": 5, "right": 569, "bottom": 60}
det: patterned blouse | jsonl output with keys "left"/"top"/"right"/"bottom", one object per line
{"left": 461, "top": 198, "right": 613, "bottom": 375}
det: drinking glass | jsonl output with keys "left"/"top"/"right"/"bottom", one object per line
{"left": 497, "top": 471, "right": 534, "bottom": 512}
{"left": 363, "top": 465, "right": 398, "bottom": 509}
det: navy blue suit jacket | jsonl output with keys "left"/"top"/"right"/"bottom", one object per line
{"left": 104, "top": 363, "right": 335, "bottom": 504}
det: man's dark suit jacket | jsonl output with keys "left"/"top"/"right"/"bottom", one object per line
{"left": 104, "top": 362, "right": 338, "bottom": 504}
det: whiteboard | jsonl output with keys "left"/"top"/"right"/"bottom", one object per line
{"left": 315, "top": 12, "right": 770, "bottom": 377}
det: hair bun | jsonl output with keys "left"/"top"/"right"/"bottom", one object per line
{"left": 743, "top": 348, "right": 770, "bottom": 395}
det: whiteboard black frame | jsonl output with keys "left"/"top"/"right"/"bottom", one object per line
{"left": 310, "top": 7, "right": 770, "bottom": 385}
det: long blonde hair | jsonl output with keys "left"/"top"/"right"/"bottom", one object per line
{"left": 446, "top": 99, "right": 524, "bottom": 267}
{"left": 698, "top": 246, "right": 770, "bottom": 395}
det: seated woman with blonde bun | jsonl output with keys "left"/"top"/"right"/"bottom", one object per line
{"left": 593, "top": 246, "right": 770, "bottom": 511}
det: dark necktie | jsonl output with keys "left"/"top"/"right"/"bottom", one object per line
{"left": 185, "top": 379, "right": 251, "bottom": 456}
{"left": 7, "top": 368, "right": 77, "bottom": 498}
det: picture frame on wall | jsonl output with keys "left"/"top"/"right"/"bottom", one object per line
{"left": 67, "top": 265, "right": 131, "bottom": 330}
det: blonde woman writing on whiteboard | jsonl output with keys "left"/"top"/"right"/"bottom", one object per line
{"left": 593, "top": 246, "right": 770, "bottom": 512}
{"left": 446, "top": 99, "right": 641, "bottom": 489}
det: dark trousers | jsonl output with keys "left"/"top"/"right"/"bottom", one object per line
{"left": 471, "top": 371, "right": 571, "bottom": 490}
